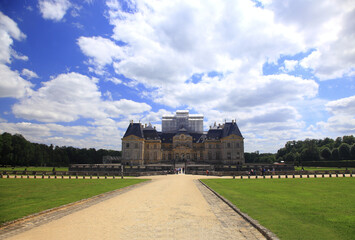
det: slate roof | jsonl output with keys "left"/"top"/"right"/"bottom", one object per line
{"left": 143, "top": 129, "right": 160, "bottom": 140}
{"left": 123, "top": 123, "right": 144, "bottom": 138}
{"left": 190, "top": 133, "right": 205, "bottom": 143}
{"left": 206, "top": 129, "right": 222, "bottom": 140}
{"left": 123, "top": 121, "right": 243, "bottom": 141}
{"left": 159, "top": 132, "right": 175, "bottom": 143}
{"left": 221, "top": 122, "right": 243, "bottom": 138}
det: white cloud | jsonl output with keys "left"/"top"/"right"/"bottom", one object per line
{"left": 103, "top": 90, "right": 113, "bottom": 101}
{"left": 106, "top": 77, "right": 122, "bottom": 85}
{"left": 317, "top": 95, "right": 355, "bottom": 134}
{"left": 325, "top": 95, "right": 355, "bottom": 116}
{"left": 38, "top": 0, "right": 72, "bottom": 21}
{"left": 283, "top": 60, "right": 298, "bottom": 72}
{"left": 0, "top": 11, "right": 26, "bottom": 64}
{"left": 12, "top": 72, "right": 151, "bottom": 123}
{"left": 0, "top": 13, "right": 33, "bottom": 99}
{"left": 266, "top": 1, "right": 355, "bottom": 80}
{"left": 21, "top": 68, "right": 39, "bottom": 79}
{"left": 10, "top": 50, "right": 28, "bottom": 61}
{"left": 77, "top": 36, "right": 126, "bottom": 73}
{"left": 0, "top": 121, "right": 124, "bottom": 150}
{"left": 0, "top": 63, "right": 33, "bottom": 98}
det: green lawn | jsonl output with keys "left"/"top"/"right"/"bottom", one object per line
{"left": 0, "top": 167, "right": 69, "bottom": 172}
{"left": 202, "top": 178, "right": 355, "bottom": 240}
{"left": 0, "top": 178, "right": 148, "bottom": 224}
{"left": 294, "top": 166, "right": 354, "bottom": 171}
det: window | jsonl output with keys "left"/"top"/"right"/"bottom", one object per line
{"left": 227, "top": 152, "right": 231, "bottom": 160}
{"left": 154, "top": 144, "right": 157, "bottom": 149}
{"left": 135, "top": 143, "right": 138, "bottom": 148}
{"left": 154, "top": 152, "right": 157, "bottom": 160}
{"left": 227, "top": 142, "right": 231, "bottom": 148}
{"left": 236, "top": 142, "right": 240, "bottom": 148}
{"left": 208, "top": 151, "right": 212, "bottom": 160}
{"left": 126, "top": 143, "right": 130, "bottom": 148}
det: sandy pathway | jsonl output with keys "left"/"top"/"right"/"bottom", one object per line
{"left": 3, "top": 175, "right": 265, "bottom": 240}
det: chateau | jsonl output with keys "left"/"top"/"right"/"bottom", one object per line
{"left": 121, "top": 110, "right": 244, "bottom": 166}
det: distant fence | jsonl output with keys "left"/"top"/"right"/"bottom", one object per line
{"left": 0, "top": 170, "right": 353, "bottom": 179}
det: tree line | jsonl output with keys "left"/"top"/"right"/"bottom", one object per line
{"left": 0, "top": 132, "right": 121, "bottom": 167}
{"left": 245, "top": 135, "right": 355, "bottom": 164}
{"left": 276, "top": 135, "right": 355, "bottom": 165}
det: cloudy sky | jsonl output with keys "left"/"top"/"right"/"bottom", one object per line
{"left": 0, "top": 0, "right": 354, "bottom": 152}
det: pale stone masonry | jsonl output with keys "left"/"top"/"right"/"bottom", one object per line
{"left": 122, "top": 110, "right": 244, "bottom": 166}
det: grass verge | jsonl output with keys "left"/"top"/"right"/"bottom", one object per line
{"left": 294, "top": 166, "right": 354, "bottom": 171}
{"left": 201, "top": 178, "right": 355, "bottom": 240}
{"left": 0, "top": 178, "right": 148, "bottom": 224}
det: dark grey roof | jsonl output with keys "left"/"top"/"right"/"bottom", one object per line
{"left": 159, "top": 132, "right": 175, "bottom": 143}
{"left": 190, "top": 133, "right": 205, "bottom": 143}
{"left": 143, "top": 129, "right": 160, "bottom": 140}
{"left": 221, "top": 122, "right": 243, "bottom": 138}
{"left": 123, "top": 123, "right": 144, "bottom": 138}
{"left": 206, "top": 129, "right": 222, "bottom": 140}
{"left": 123, "top": 121, "right": 243, "bottom": 141}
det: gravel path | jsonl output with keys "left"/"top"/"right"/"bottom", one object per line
{"left": 2, "top": 175, "right": 265, "bottom": 240}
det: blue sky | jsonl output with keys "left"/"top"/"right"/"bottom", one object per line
{"left": 0, "top": 0, "right": 354, "bottom": 152}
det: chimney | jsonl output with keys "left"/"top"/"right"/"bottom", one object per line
{"left": 130, "top": 120, "right": 133, "bottom": 125}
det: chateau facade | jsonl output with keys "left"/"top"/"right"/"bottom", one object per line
{"left": 121, "top": 110, "right": 244, "bottom": 166}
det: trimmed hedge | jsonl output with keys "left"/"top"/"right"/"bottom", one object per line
{"left": 302, "top": 160, "right": 355, "bottom": 167}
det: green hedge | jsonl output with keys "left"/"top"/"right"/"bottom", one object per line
{"left": 302, "top": 160, "right": 355, "bottom": 167}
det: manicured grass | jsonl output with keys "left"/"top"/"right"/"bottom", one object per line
{"left": 0, "top": 178, "right": 148, "bottom": 224}
{"left": 202, "top": 178, "right": 355, "bottom": 240}
{"left": 0, "top": 167, "right": 69, "bottom": 172}
{"left": 294, "top": 166, "right": 354, "bottom": 171}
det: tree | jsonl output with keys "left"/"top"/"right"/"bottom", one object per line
{"left": 332, "top": 148, "right": 339, "bottom": 160}
{"left": 338, "top": 143, "right": 351, "bottom": 160}
{"left": 276, "top": 147, "right": 287, "bottom": 160}
{"left": 1, "top": 132, "right": 13, "bottom": 166}
{"left": 320, "top": 147, "right": 331, "bottom": 160}
{"left": 284, "top": 152, "right": 296, "bottom": 163}
{"left": 300, "top": 148, "right": 320, "bottom": 162}
{"left": 343, "top": 135, "right": 355, "bottom": 145}
{"left": 334, "top": 137, "right": 342, "bottom": 148}
{"left": 351, "top": 144, "right": 355, "bottom": 160}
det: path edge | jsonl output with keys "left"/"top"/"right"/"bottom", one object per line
{"left": 0, "top": 179, "right": 151, "bottom": 229}
{"left": 198, "top": 179, "right": 279, "bottom": 240}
